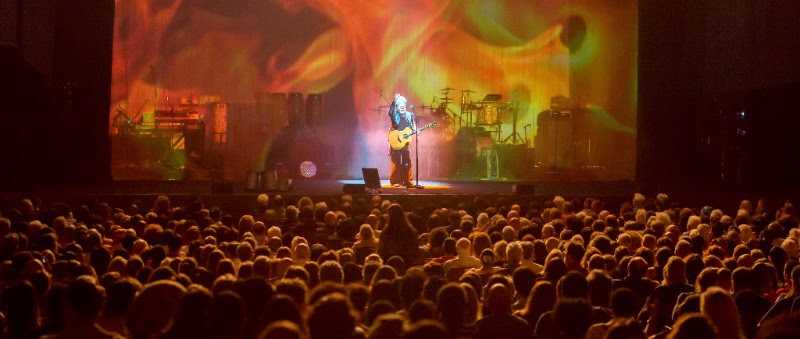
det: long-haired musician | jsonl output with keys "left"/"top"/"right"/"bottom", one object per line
{"left": 388, "top": 94, "right": 416, "bottom": 188}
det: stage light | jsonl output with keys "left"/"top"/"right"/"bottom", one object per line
{"left": 299, "top": 161, "right": 317, "bottom": 178}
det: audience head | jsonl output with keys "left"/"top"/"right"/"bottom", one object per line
{"left": 6, "top": 192, "right": 800, "bottom": 339}
{"left": 701, "top": 287, "right": 742, "bottom": 339}
{"left": 307, "top": 293, "right": 356, "bottom": 339}
{"left": 668, "top": 313, "right": 717, "bottom": 339}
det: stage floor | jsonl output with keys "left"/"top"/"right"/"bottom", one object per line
{"left": 3, "top": 179, "right": 638, "bottom": 218}
{"left": 300, "top": 179, "right": 636, "bottom": 197}
{"left": 69, "top": 178, "right": 637, "bottom": 198}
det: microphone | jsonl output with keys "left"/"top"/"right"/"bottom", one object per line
{"left": 408, "top": 104, "right": 415, "bottom": 109}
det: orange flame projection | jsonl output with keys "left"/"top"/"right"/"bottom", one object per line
{"left": 111, "top": 0, "right": 637, "bottom": 179}
{"left": 250, "top": 0, "right": 570, "bottom": 172}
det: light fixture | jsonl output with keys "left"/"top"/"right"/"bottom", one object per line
{"left": 299, "top": 161, "right": 317, "bottom": 178}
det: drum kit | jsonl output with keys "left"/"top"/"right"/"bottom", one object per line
{"left": 416, "top": 87, "right": 523, "bottom": 145}
{"left": 427, "top": 88, "right": 525, "bottom": 180}
{"left": 372, "top": 86, "right": 524, "bottom": 145}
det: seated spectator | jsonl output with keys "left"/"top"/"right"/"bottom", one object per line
{"left": 353, "top": 224, "right": 378, "bottom": 253}
{"left": 431, "top": 238, "right": 457, "bottom": 264}
{"left": 511, "top": 266, "right": 537, "bottom": 311}
{"left": 613, "top": 256, "right": 657, "bottom": 312}
{"left": 760, "top": 265, "right": 800, "bottom": 324}
{"left": 436, "top": 283, "right": 473, "bottom": 338}
{"left": 756, "top": 312, "right": 800, "bottom": 339}
{"left": 701, "top": 287, "right": 745, "bottom": 339}
{"left": 98, "top": 277, "right": 141, "bottom": 335}
{"left": 552, "top": 298, "right": 594, "bottom": 339}
{"left": 4, "top": 192, "right": 800, "bottom": 339}
{"left": 535, "top": 271, "right": 610, "bottom": 338}
{"left": 515, "top": 280, "right": 555, "bottom": 333}
{"left": 126, "top": 280, "right": 186, "bottom": 339}
{"left": 519, "top": 241, "right": 544, "bottom": 274}
{"left": 443, "top": 238, "right": 481, "bottom": 281}
{"left": 645, "top": 256, "right": 694, "bottom": 336}
{"left": 404, "top": 320, "right": 451, "bottom": 339}
{"left": 605, "top": 319, "right": 646, "bottom": 339}
{"left": 367, "top": 314, "right": 403, "bottom": 339}
{"left": 732, "top": 267, "right": 771, "bottom": 338}
{"left": 3, "top": 281, "right": 43, "bottom": 339}
{"left": 258, "top": 320, "right": 304, "bottom": 339}
{"left": 207, "top": 291, "right": 246, "bottom": 339}
{"left": 162, "top": 286, "right": 213, "bottom": 339}
{"left": 673, "top": 267, "right": 720, "bottom": 320}
{"left": 377, "top": 205, "right": 419, "bottom": 266}
{"left": 503, "top": 241, "right": 524, "bottom": 272}
{"left": 474, "top": 283, "right": 531, "bottom": 339}
{"left": 467, "top": 248, "right": 500, "bottom": 285}
{"left": 307, "top": 293, "right": 358, "bottom": 339}
{"left": 42, "top": 276, "right": 123, "bottom": 339}
{"left": 668, "top": 313, "right": 718, "bottom": 339}
{"left": 586, "top": 288, "right": 639, "bottom": 339}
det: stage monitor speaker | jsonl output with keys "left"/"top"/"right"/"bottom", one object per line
{"left": 342, "top": 183, "right": 366, "bottom": 194}
{"left": 362, "top": 168, "right": 381, "bottom": 189}
{"left": 512, "top": 183, "right": 536, "bottom": 195}
{"left": 535, "top": 110, "right": 573, "bottom": 170}
{"left": 497, "top": 144, "right": 530, "bottom": 180}
{"left": 212, "top": 181, "right": 235, "bottom": 194}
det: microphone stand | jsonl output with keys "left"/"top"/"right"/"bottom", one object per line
{"left": 412, "top": 112, "right": 423, "bottom": 189}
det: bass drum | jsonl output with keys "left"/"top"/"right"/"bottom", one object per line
{"left": 453, "top": 127, "right": 493, "bottom": 179}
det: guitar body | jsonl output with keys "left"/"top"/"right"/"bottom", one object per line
{"left": 387, "top": 121, "right": 438, "bottom": 151}
{"left": 388, "top": 127, "right": 414, "bottom": 151}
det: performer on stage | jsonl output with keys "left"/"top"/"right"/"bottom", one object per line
{"left": 388, "top": 94, "right": 416, "bottom": 188}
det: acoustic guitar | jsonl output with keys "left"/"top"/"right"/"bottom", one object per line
{"left": 387, "top": 121, "right": 438, "bottom": 151}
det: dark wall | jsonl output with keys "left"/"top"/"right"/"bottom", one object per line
{"left": 704, "top": 0, "right": 800, "bottom": 94}
{"left": 0, "top": 0, "right": 113, "bottom": 189}
{"left": 50, "top": 0, "right": 114, "bottom": 184}
{"left": 0, "top": 0, "right": 20, "bottom": 45}
{"left": 638, "top": 0, "right": 800, "bottom": 192}
{"left": 638, "top": 0, "right": 706, "bottom": 192}
{"left": 0, "top": 45, "right": 49, "bottom": 190}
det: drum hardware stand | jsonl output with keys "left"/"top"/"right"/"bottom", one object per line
{"left": 438, "top": 88, "right": 456, "bottom": 128}
{"left": 523, "top": 124, "right": 532, "bottom": 145}
{"left": 492, "top": 123, "right": 503, "bottom": 143}
{"left": 460, "top": 89, "right": 475, "bottom": 128}
{"left": 502, "top": 102, "right": 523, "bottom": 144}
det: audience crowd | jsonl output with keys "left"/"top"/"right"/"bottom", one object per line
{"left": 1, "top": 192, "right": 800, "bottom": 339}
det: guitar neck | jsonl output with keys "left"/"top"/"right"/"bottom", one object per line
{"left": 414, "top": 124, "right": 434, "bottom": 134}
{"left": 396, "top": 123, "right": 435, "bottom": 138}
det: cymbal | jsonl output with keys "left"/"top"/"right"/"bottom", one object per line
{"left": 460, "top": 89, "right": 475, "bottom": 93}
{"left": 440, "top": 87, "right": 456, "bottom": 91}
